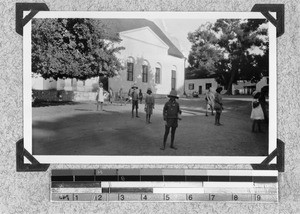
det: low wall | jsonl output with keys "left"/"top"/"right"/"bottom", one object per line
{"left": 33, "top": 89, "right": 170, "bottom": 102}
{"left": 33, "top": 90, "right": 99, "bottom": 102}
{"left": 74, "top": 91, "right": 97, "bottom": 101}
{"left": 32, "top": 90, "right": 75, "bottom": 102}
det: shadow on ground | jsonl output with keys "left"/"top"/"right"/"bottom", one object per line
{"left": 32, "top": 98, "right": 269, "bottom": 156}
{"left": 32, "top": 101, "right": 78, "bottom": 107}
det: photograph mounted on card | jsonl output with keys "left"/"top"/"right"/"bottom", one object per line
{"left": 23, "top": 11, "right": 277, "bottom": 164}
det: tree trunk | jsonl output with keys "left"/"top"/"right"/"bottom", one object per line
{"left": 225, "top": 69, "right": 237, "bottom": 95}
{"left": 98, "top": 61, "right": 103, "bottom": 85}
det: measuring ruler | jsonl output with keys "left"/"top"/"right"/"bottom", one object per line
{"left": 50, "top": 169, "right": 278, "bottom": 202}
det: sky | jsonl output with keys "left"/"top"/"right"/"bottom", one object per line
{"left": 151, "top": 19, "right": 217, "bottom": 58}
{"left": 152, "top": 18, "right": 268, "bottom": 58}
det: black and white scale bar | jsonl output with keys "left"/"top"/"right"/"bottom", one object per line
{"left": 51, "top": 169, "right": 278, "bottom": 182}
{"left": 51, "top": 170, "right": 278, "bottom": 202}
{"left": 51, "top": 176, "right": 277, "bottom": 182}
{"left": 51, "top": 181, "right": 277, "bottom": 194}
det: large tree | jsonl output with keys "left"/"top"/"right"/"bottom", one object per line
{"left": 213, "top": 19, "right": 268, "bottom": 94}
{"left": 186, "top": 23, "right": 223, "bottom": 79}
{"left": 186, "top": 19, "right": 269, "bottom": 94}
{"left": 31, "top": 18, "right": 124, "bottom": 81}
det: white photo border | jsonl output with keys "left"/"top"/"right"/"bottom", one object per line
{"left": 24, "top": 11, "right": 277, "bottom": 164}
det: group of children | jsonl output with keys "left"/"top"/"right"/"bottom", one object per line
{"left": 129, "top": 84, "right": 181, "bottom": 150}
{"left": 96, "top": 82, "right": 182, "bottom": 150}
{"left": 205, "top": 86, "right": 267, "bottom": 132}
{"left": 96, "top": 82, "right": 267, "bottom": 151}
{"left": 128, "top": 84, "right": 151, "bottom": 118}
{"left": 95, "top": 83, "right": 156, "bottom": 122}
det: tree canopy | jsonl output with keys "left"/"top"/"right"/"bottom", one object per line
{"left": 186, "top": 23, "right": 222, "bottom": 79}
{"left": 31, "top": 18, "right": 124, "bottom": 81}
{"left": 186, "top": 19, "right": 269, "bottom": 94}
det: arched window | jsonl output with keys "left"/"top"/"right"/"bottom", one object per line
{"left": 142, "top": 60, "right": 149, "bottom": 83}
{"left": 127, "top": 57, "right": 134, "bottom": 81}
{"left": 171, "top": 65, "right": 177, "bottom": 90}
{"left": 155, "top": 62, "right": 162, "bottom": 84}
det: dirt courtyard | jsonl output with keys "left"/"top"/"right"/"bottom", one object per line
{"left": 32, "top": 96, "right": 268, "bottom": 156}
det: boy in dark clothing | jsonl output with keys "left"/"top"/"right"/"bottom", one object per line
{"left": 131, "top": 84, "right": 139, "bottom": 118}
{"left": 161, "top": 90, "right": 182, "bottom": 150}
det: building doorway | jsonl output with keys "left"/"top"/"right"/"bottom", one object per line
{"left": 198, "top": 86, "right": 202, "bottom": 95}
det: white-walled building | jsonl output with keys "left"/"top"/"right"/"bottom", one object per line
{"left": 32, "top": 19, "right": 185, "bottom": 99}
{"left": 106, "top": 19, "right": 185, "bottom": 97}
{"left": 232, "top": 80, "right": 256, "bottom": 95}
{"left": 232, "top": 76, "right": 269, "bottom": 95}
{"left": 184, "top": 76, "right": 268, "bottom": 96}
{"left": 185, "top": 78, "right": 219, "bottom": 96}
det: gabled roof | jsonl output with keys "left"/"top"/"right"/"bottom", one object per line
{"left": 101, "top": 19, "right": 184, "bottom": 59}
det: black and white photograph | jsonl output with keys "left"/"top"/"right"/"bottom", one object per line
{"left": 23, "top": 12, "right": 277, "bottom": 164}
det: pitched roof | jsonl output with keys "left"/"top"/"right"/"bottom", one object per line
{"left": 101, "top": 19, "right": 184, "bottom": 59}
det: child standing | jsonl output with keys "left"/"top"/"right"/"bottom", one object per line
{"left": 161, "top": 90, "right": 182, "bottom": 150}
{"left": 251, "top": 91, "right": 265, "bottom": 132}
{"left": 96, "top": 82, "right": 104, "bottom": 111}
{"left": 144, "top": 88, "right": 155, "bottom": 123}
{"left": 214, "top": 87, "right": 223, "bottom": 125}
{"left": 205, "top": 88, "right": 215, "bottom": 116}
{"left": 131, "top": 84, "right": 139, "bottom": 118}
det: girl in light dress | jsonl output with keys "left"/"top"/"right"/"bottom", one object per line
{"left": 96, "top": 83, "right": 104, "bottom": 111}
{"left": 251, "top": 91, "right": 264, "bottom": 132}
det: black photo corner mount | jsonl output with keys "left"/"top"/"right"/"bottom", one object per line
{"left": 251, "top": 139, "right": 285, "bottom": 172}
{"left": 16, "top": 2, "right": 49, "bottom": 36}
{"left": 16, "top": 3, "right": 50, "bottom": 171}
{"left": 16, "top": 139, "right": 50, "bottom": 172}
{"left": 250, "top": 4, "right": 285, "bottom": 172}
{"left": 251, "top": 4, "right": 285, "bottom": 37}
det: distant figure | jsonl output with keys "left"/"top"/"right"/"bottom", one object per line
{"left": 214, "top": 87, "right": 223, "bottom": 125}
{"left": 205, "top": 88, "right": 215, "bottom": 116}
{"left": 109, "top": 87, "right": 114, "bottom": 104}
{"left": 144, "top": 88, "right": 155, "bottom": 123}
{"left": 131, "top": 84, "right": 139, "bottom": 118}
{"left": 161, "top": 90, "right": 182, "bottom": 150}
{"left": 96, "top": 82, "right": 104, "bottom": 111}
{"left": 119, "top": 88, "right": 124, "bottom": 106}
{"left": 139, "top": 89, "right": 143, "bottom": 104}
{"left": 128, "top": 88, "right": 132, "bottom": 99}
{"left": 123, "top": 88, "right": 132, "bottom": 105}
{"left": 251, "top": 91, "right": 264, "bottom": 132}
